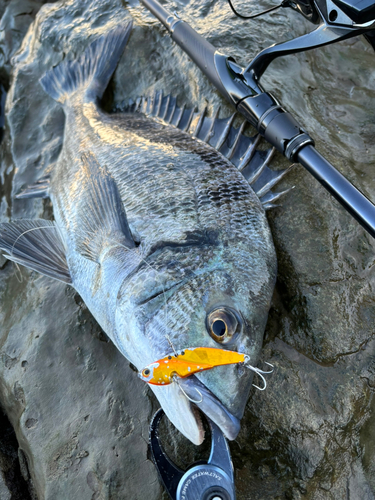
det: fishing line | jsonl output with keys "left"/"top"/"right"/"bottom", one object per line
{"left": 9, "top": 224, "right": 64, "bottom": 257}
{"left": 117, "top": 239, "right": 194, "bottom": 359}
{"left": 11, "top": 224, "right": 203, "bottom": 404}
{"left": 13, "top": 262, "right": 24, "bottom": 284}
{"left": 166, "top": 335, "right": 179, "bottom": 357}
{"left": 116, "top": 240, "right": 173, "bottom": 356}
{"left": 226, "top": 0, "right": 289, "bottom": 20}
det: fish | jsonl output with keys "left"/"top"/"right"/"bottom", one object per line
{"left": 139, "top": 346, "right": 248, "bottom": 384}
{"left": 0, "top": 21, "right": 291, "bottom": 445}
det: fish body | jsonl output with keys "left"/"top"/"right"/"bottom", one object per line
{"left": 0, "top": 23, "right": 281, "bottom": 444}
{"left": 139, "top": 347, "right": 247, "bottom": 384}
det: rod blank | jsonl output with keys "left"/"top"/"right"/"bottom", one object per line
{"left": 297, "top": 145, "right": 375, "bottom": 238}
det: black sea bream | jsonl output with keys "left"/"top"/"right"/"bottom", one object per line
{"left": 0, "top": 22, "right": 291, "bottom": 444}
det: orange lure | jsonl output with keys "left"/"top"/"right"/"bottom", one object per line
{"left": 138, "top": 347, "right": 247, "bottom": 385}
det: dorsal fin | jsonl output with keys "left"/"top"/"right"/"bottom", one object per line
{"left": 124, "top": 91, "right": 294, "bottom": 209}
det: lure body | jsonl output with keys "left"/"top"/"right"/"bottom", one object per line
{"left": 139, "top": 347, "right": 246, "bottom": 385}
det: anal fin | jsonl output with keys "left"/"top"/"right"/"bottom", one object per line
{"left": 16, "top": 175, "right": 50, "bottom": 199}
{"left": 0, "top": 219, "right": 71, "bottom": 283}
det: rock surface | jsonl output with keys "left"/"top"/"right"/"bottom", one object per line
{"left": 0, "top": 0, "right": 374, "bottom": 499}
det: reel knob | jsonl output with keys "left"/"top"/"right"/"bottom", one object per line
{"left": 176, "top": 464, "right": 235, "bottom": 500}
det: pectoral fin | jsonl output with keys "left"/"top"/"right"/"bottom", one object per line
{"left": 0, "top": 219, "right": 71, "bottom": 283}
{"left": 77, "top": 153, "right": 136, "bottom": 263}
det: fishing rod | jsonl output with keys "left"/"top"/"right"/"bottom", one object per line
{"left": 140, "top": 0, "right": 375, "bottom": 239}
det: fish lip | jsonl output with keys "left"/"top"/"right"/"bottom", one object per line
{"left": 178, "top": 375, "right": 241, "bottom": 441}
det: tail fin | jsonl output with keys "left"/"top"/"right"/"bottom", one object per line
{"left": 40, "top": 22, "right": 133, "bottom": 104}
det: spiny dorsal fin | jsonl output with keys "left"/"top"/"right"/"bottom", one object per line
{"left": 0, "top": 219, "right": 71, "bottom": 283}
{"left": 254, "top": 164, "right": 295, "bottom": 198}
{"left": 76, "top": 153, "right": 136, "bottom": 263}
{"left": 124, "top": 92, "right": 294, "bottom": 208}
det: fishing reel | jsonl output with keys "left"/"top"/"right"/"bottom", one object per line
{"left": 291, "top": 0, "right": 375, "bottom": 25}
{"left": 290, "top": 0, "right": 375, "bottom": 51}
{"left": 149, "top": 409, "right": 236, "bottom": 500}
{"left": 231, "top": 0, "right": 375, "bottom": 82}
{"left": 230, "top": 0, "right": 375, "bottom": 32}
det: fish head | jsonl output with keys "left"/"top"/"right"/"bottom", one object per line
{"left": 115, "top": 226, "right": 277, "bottom": 444}
{"left": 179, "top": 257, "right": 276, "bottom": 440}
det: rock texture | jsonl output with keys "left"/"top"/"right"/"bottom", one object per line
{"left": 0, "top": 0, "right": 374, "bottom": 499}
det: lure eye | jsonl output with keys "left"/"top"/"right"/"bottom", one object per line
{"left": 206, "top": 307, "right": 240, "bottom": 344}
{"left": 142, "top": 368, "right": 151, "bottom": 377}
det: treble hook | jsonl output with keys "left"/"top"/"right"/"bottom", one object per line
{"left": 243, "top": 357, "right": 274, "bottom": 391}
{"left": 172, "top": 375, "right": 203, "bottom": 404}
{"left": 259, "top": 361, "right": 274, "bottom": 374}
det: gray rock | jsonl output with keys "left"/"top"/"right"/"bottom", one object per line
{"left": 0, "top": 0, "right": 374, "bottom": 499}
{"left": 0, "top": 474, "right": 11, "bottom": 500}
{"left": 0, "top": 406, "right": 35, "bottom": 499}
{"left": 0, "top": 0, "right": 56, "bottom": 85}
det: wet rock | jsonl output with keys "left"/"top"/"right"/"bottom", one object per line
{"left": 0, "top": 0, "right": 56, "bottom": 86}
{"left": 0, "top": 407, "right": 34, "bottom": 499}
{"left": 0, "top": 0, "right": 374, "bottom": 499}
{"left": 0, "top": 475, "right": 11, "bottom": 500}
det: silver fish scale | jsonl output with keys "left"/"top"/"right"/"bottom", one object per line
{"left": 100, "top": 112, "right": 269, "bottom": 251}
{"left": 141, "top": 251, "right": 273, "bottom": 355}
{"left": 53, "top": 101, "right": 273, "bottom": 310}
{"left": 121, "top": 244, "right": 217, "bottom": 321}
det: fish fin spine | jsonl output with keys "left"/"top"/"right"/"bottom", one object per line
{"left": 16, "top": 175, "right": 50, "bottom": 199}
{"left": 40, "top": 22, "right": 133, "bottom": 104}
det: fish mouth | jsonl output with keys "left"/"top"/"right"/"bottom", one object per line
{"left": 178, "top": 375, "right": 241, "bottom": 441}
{"left": 149, "top": 374, "right": 240, "bottom": 445}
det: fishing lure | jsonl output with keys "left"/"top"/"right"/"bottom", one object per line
{"left": 139, "top": 347, "right": 246, "bottom": 385}
{"left": 138, "top": 346, "right": 273, "bottom": 390}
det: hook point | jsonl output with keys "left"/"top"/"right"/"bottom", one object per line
{"left": 172, "top": 375, "right": 203, "bottom": 404}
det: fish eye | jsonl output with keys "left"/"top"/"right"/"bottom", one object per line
{"left": 143, "top": 368, "right": 151, "bottom": 377}
{"left": 206, "top": 307, "right": 240, "bottom": 344}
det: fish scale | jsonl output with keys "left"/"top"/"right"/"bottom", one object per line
{"left": 114, "top": 152, "right": 201, "bottom": 240}
{"left": 106, "top": 114, "right": 264, "bottom": 231}
{"left": 0, "top": 23, "right": 287, "bottom": 444}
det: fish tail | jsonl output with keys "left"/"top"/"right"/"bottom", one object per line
{"left": 39, "top": 22, "right": 133, "bottom": 104}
